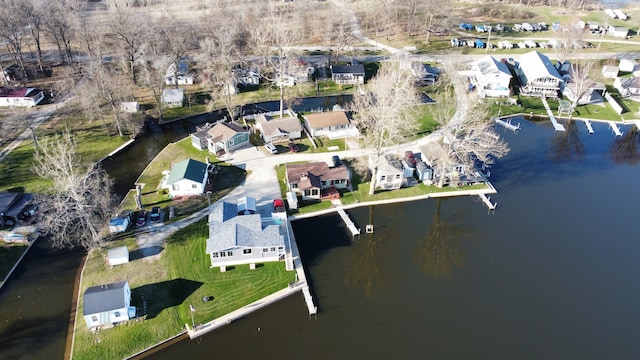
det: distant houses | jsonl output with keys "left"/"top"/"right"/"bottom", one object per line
{"left": 0, "top": 87, "right": 45, "bottom": 107}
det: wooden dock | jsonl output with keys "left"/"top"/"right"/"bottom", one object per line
{"left": 542, "top": 97, "right": 565, "bottom": 132}
{"left": 337, "top": 207, "right": 360, "bottom": 236}
{"left": 610, "top": 122, "right": 623, "bottom": 137}
{"left": 494, "top": 117, "right": 520, "bottom": 132}
{"left": 583, "top": 120, "right": 594, "bottom": 134}
{"left": 479, "top": 193, "right": 497, "bottom": 210}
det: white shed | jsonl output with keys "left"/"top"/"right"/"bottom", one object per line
{"left": 108, "top": 216, "right": 130, "bottom": 234}
{"left": 601, "top": 65, "right": 619, "bottom": 79}
{"left": 286, "top": 191, "right": 298, "bottom": 210}
{"left": 108, "top": 246, "right": 130, "bottom": 266}
{"left": 619, "top": 58, "right": 638, "bottom": 73}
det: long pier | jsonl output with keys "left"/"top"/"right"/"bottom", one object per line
{"left": 337, "top": 207, "right": 360, "bottom": 236}
{"left": 478, "top": 193, "right": 497, "bottom": 210}
{"left": 494, "top": 117, "right": 520, "bottom": 132}
{"left": 541, "top": 97, "right": 566, "bottom": 132}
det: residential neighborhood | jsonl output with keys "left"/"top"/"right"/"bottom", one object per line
{"left": 0, "top": 0, "right": 639, "bottom": 359}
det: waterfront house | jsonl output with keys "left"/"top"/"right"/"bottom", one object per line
{"left": 107, "top": 246, "right": 130, "bottom": 266}
{"left": 420, "top": 142, "right": 466, "bottom": 184}
{"left": 302, "top": 111, "right": 359, "bottom": 139}
{"left": 254, "top": 113, "right": 303, "bottom": 143}
{"left": 0, "top": 192, "right": 34, "bottom": 228}
{"left": 469, "top": 56, "right": 512, "bottom": 98}
{"left": 0, "top": 87, "right": 44, "bottom": 107}
{"left": 161, "top": 88, "right": 184, "bottom": 108}
{"left": 164, "top": 159, "right": 209, "bottom": 198}
{"left": 206, "top": 121, "right": 250, "bottom": 155}
{"left": 285, "top": 162, "right": 350, "bottom": 201}
{"left": 190, "top": 122, "right": 214, "bottom": 150}
{"left": 205, "top": 201, "right": 286, "bottom": 272}
{"left": 370, "top": 154, "right": 404, "bottom": 190}
{"left": 83, "top": 280, "right": 135, "bottom": 330}
{"left": 165, "top": 61, "right": 195, "bottom": 85}
{"left": 330, "top": 64, "right": 365, "bottom": 85}
{"left": 516, "top": 51, "right": 564, "bottom": 97}
{"left": 614, "top": 77, "right": 640, "bottom": 98}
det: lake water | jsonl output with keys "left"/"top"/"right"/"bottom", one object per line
{"left": 145, "top": 119, "right": 640, "bottom": 359}
{"left": 2, "top": 117, "right": 640, "bottom": 359}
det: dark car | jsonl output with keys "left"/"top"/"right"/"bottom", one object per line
{"left": 273, "top": 198, "right": 285, "bottom": 213}
{"left": 136, "top": 210, "right": 147, "bottom": 227}
{"left": 332, "top": 155, "right": 342, "bottom": 167}
{"left": 288, "top": 142, "right": 299, "bottom": 153}
{"left": 149, "top": 206, "right": 161, "bottom": 222}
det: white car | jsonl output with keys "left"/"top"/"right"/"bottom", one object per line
{"left": 265, "top": 143, "right": 278, "bottom": 154}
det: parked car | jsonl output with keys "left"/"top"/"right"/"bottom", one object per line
{"left": 265, "top": 143, "right": 278, "bottom": 154}
{"left": 273, "top": 198, "right": 285, "bottom": 213}
{"left": 332, "top": 155, "right": 342, "bottom": 167}
{"left": 150, "top": 206, "right": 161, "bottom": 222}
{"left": 136, "top": 210, "right": 147, "bottom": 227}
{"left": 288, "top": 142, "right": 299, "bottom": 153}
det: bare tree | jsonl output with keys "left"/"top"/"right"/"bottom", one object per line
{"left": 610, "top": 126, "right": 640, "bottom": 164}
{"left": 106, "top": 0, "right": 149, "bottom": 84}
{"left": 42, "top": 0, "right": 78, "bottom": 65}
{"left": 429, "top": 57, "right": 510, "bottom": 187}
{"left": 324, "top": 13, "right": 354, "bottom": 66}
{"left": 32, "top": 132, "right": 114, "bottom": 251}
{"left": 0, "top": 0, "right": 30, "bottom": 80}
{"left": 350, "top": 60, "right": 421, "bottom": 195}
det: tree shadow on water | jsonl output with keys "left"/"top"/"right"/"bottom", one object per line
{"left": 131, "top": 278, "right": 203, "bottom": 319}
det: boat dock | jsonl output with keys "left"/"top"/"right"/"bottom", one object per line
{"left": 494, "top": 117, "right": 520, "bottom": 132}
{"left": 583, "top": 120, "right": 594, "bottom": 134}
{"left": 479, "top": 193, "right": 497, "bottom": 210}
{"left": 541, "top": 97, "right": 565, "bottom": 132}
{"left": 610, "top": 122, "right": 623, "bottom": 137}
{"left": 337, "top": 207, "right": 360, "bottom": 236}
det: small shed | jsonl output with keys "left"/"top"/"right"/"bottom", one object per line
{"left": 602, "top": 65, "right": 619, "bottom": 79}
{"left": 108, "top": 246, "right": 130, "bottom": 266}
{"left": 286, "top": 191, "right": 298, "bottom": 210}
{"left": 416, "top": 161, "right": 433, "bottom": 181}
{"left": 108, "top": 216, "right": 130, "bottom": 234}
{"left": 619, "top": 58, "right": 638, "bottom": 73}
{"left": 120, "top": 102, "right": 139, "bottom": 113}
{"left": 162, "top": 89, "right": 184, "bottom": 108}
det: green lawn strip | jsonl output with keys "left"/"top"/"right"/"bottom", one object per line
{"left": 0, "top": 244, "right": 29, "bottom": 283}
{"left": 73, "top": 219, "right": 295, "bottom": 359}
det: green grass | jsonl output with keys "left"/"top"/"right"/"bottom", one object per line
{"left": 0, "top": 243, "right": 29, "bottom": 283}
{"left": 72, "top": 219, "right": 294, "bottom": 360}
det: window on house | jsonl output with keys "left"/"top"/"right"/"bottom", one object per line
{"left": 220, "top": 252, "right": 226, "bottom": 257}
{"left": 191, "top": 183, "right": 198, "bottom": 189}
{"left": 270, "top": 247, "right": 276, "bottom": 252}
{"left": 243, "top": 249, "right": 252, "bottom": 254}
{"left": 227, "top": 251, "right": 233, "bottom": 256}
{"left": 263, "top": 248, "right": 268, "bottom": 252}
{"left": 114, "top": 311, "right": 121, "bottom": 317}
{"left": 381, "top": 175, "right": 386, "bottom": 181}
{"left": 91, "top": 316, "right": 98, "bottom": 322}
{"left": 321, "top": 181, "right": 326, "bottom": 186}
{"left": 172, "top": 184, "right": 179, "bottom": 191}
{"left": 395, "top": 174, "right": 401, "bottom": 179}
{"left": 212, "top": 253, "right": 218, "bottom": 258}
{"left": 278, "top": 246, "right": 284, "bottom": 250}
{"left": 291, "top": 183, "right": 298, "bottom": 189}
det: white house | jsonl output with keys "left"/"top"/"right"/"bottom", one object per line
{"left": 614, "top": 77, "right": 640, "bottom": 98}
{"left": 331, "top": 64, "right": 365, "bottom": 85}
{"left": 370, "top": 154, "right": 405, "bottom": 190}
{"left": 469, "top": 56, "right": 512, "bottom": 98}
{"left": 83, "top": 280, "right": 135, "bottom": 330}
{"left": 608, "top": 26, "right": 629, "bottom": 38}
{"left": 420, "top": 141, "right": 466, "bottom": 185}
{"left": 107, "top": 246, "right": 130, "bottom": 266}
{"left": 205, "top": 202, "right": 287, "bottom": 272}
{"left": 0, "top": 87, "right": 45, "bottom": 107}
{"left": 517, "top": 51, "right": 564, "bottom": 97}
{"left": 165, "top": 61, "right": 194, "bottom": 85}
{"left": 254, "top": 113, "right": 303, "bottom": 143}
{"left": 303, "top": 111, "right": 359, "bottom": 139}
{"left": 162, "top": 88, "right": 184, "bottom": 108}
{"left": 619, "top": 58, "right": 639, "bottom": 73}
{"left": 165, "top": 158, "right": 209, "bottom": 198}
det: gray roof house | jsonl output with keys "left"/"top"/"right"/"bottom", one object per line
{"left": 165, "top": 159, "right": 209, "bottom": 198}
{"left": 83, "top": 280, "right": 134, "bottom": 330}
{"left": 516, "top": 51, "right": 564, "bottom": 97}
{"left": 205, "top": 201, "right": 287, "bottom": 272}
{"left": 255, "top": 113, "right": 303, "bottom": 143}
{"left": 614, "top": 76, "right": 640, "bottom": 98}
{"left": 206, "top": 121, "right": 250, "bottom": 155}
{"left": 470, "top": 56, "right": 512, "bottom": 98}
{"left": 331, "top": 64, "right": 365, "bottom": 85}
{"left": 369, "top": 154, "right": 405, "bottom": 190}
{"left": 302, "top": 111, "right": 359, "bottom": 139}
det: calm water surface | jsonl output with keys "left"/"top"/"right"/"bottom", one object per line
{"left": 147, "top": 119, "right": 640, "bottom": 359}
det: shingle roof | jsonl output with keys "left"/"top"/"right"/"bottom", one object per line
{"left": 83, "top": 281, "right": 128, "bottom": 315}
{"left": 166, "top": 159, "right": 207, "bottom": 185}
{"left": 208, "top": 201, "right": 238, "bottom": 223}
{"left": 206, "top": 210, "right": 284, "bottom": 253}
{"left": 331, "top": 65, "right": 365, "bottom": 74}
{"left": 475, "top": 56, "right": 511, "bottom": 78}
{"left": 256, "top": 114, "right": 302, "bottom": 137}
{"left": 286, "top": 162, "right": 349, "bottom": 188}
{"left": 207, "top": 122, "right": 247, "bottom": 141}
{"left": 162, "top": 88, "right": 184, "bottom": 102}
{"left": 519, "top": 51, "right": 562, "bottom": 83}
{"left": 0, "top": 87, "right": 37, "bottom": 98}
{"left": 303, "top": 111, "right": 350, "bottom": 129}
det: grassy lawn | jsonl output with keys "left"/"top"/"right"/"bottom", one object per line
{"left": 0, "top": 243, "right": 29, "bottom": 284}
{"left": 275, "top": 160, "right": 491, "bottom": 215}
{"left": 72, "top": 219, "right": 295, "bottom": 360}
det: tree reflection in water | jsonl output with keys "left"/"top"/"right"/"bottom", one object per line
{"left": 610, "top": 126, "right": 640, "bottom": 164}
{"left": 344, "top": 205, "right": 394, "bottom": 298}
{"left": 549, "top": 120, "right": 584, "bottom": 161}
{"left": 413, "top": 198, "right": 476, "bottom": 280}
